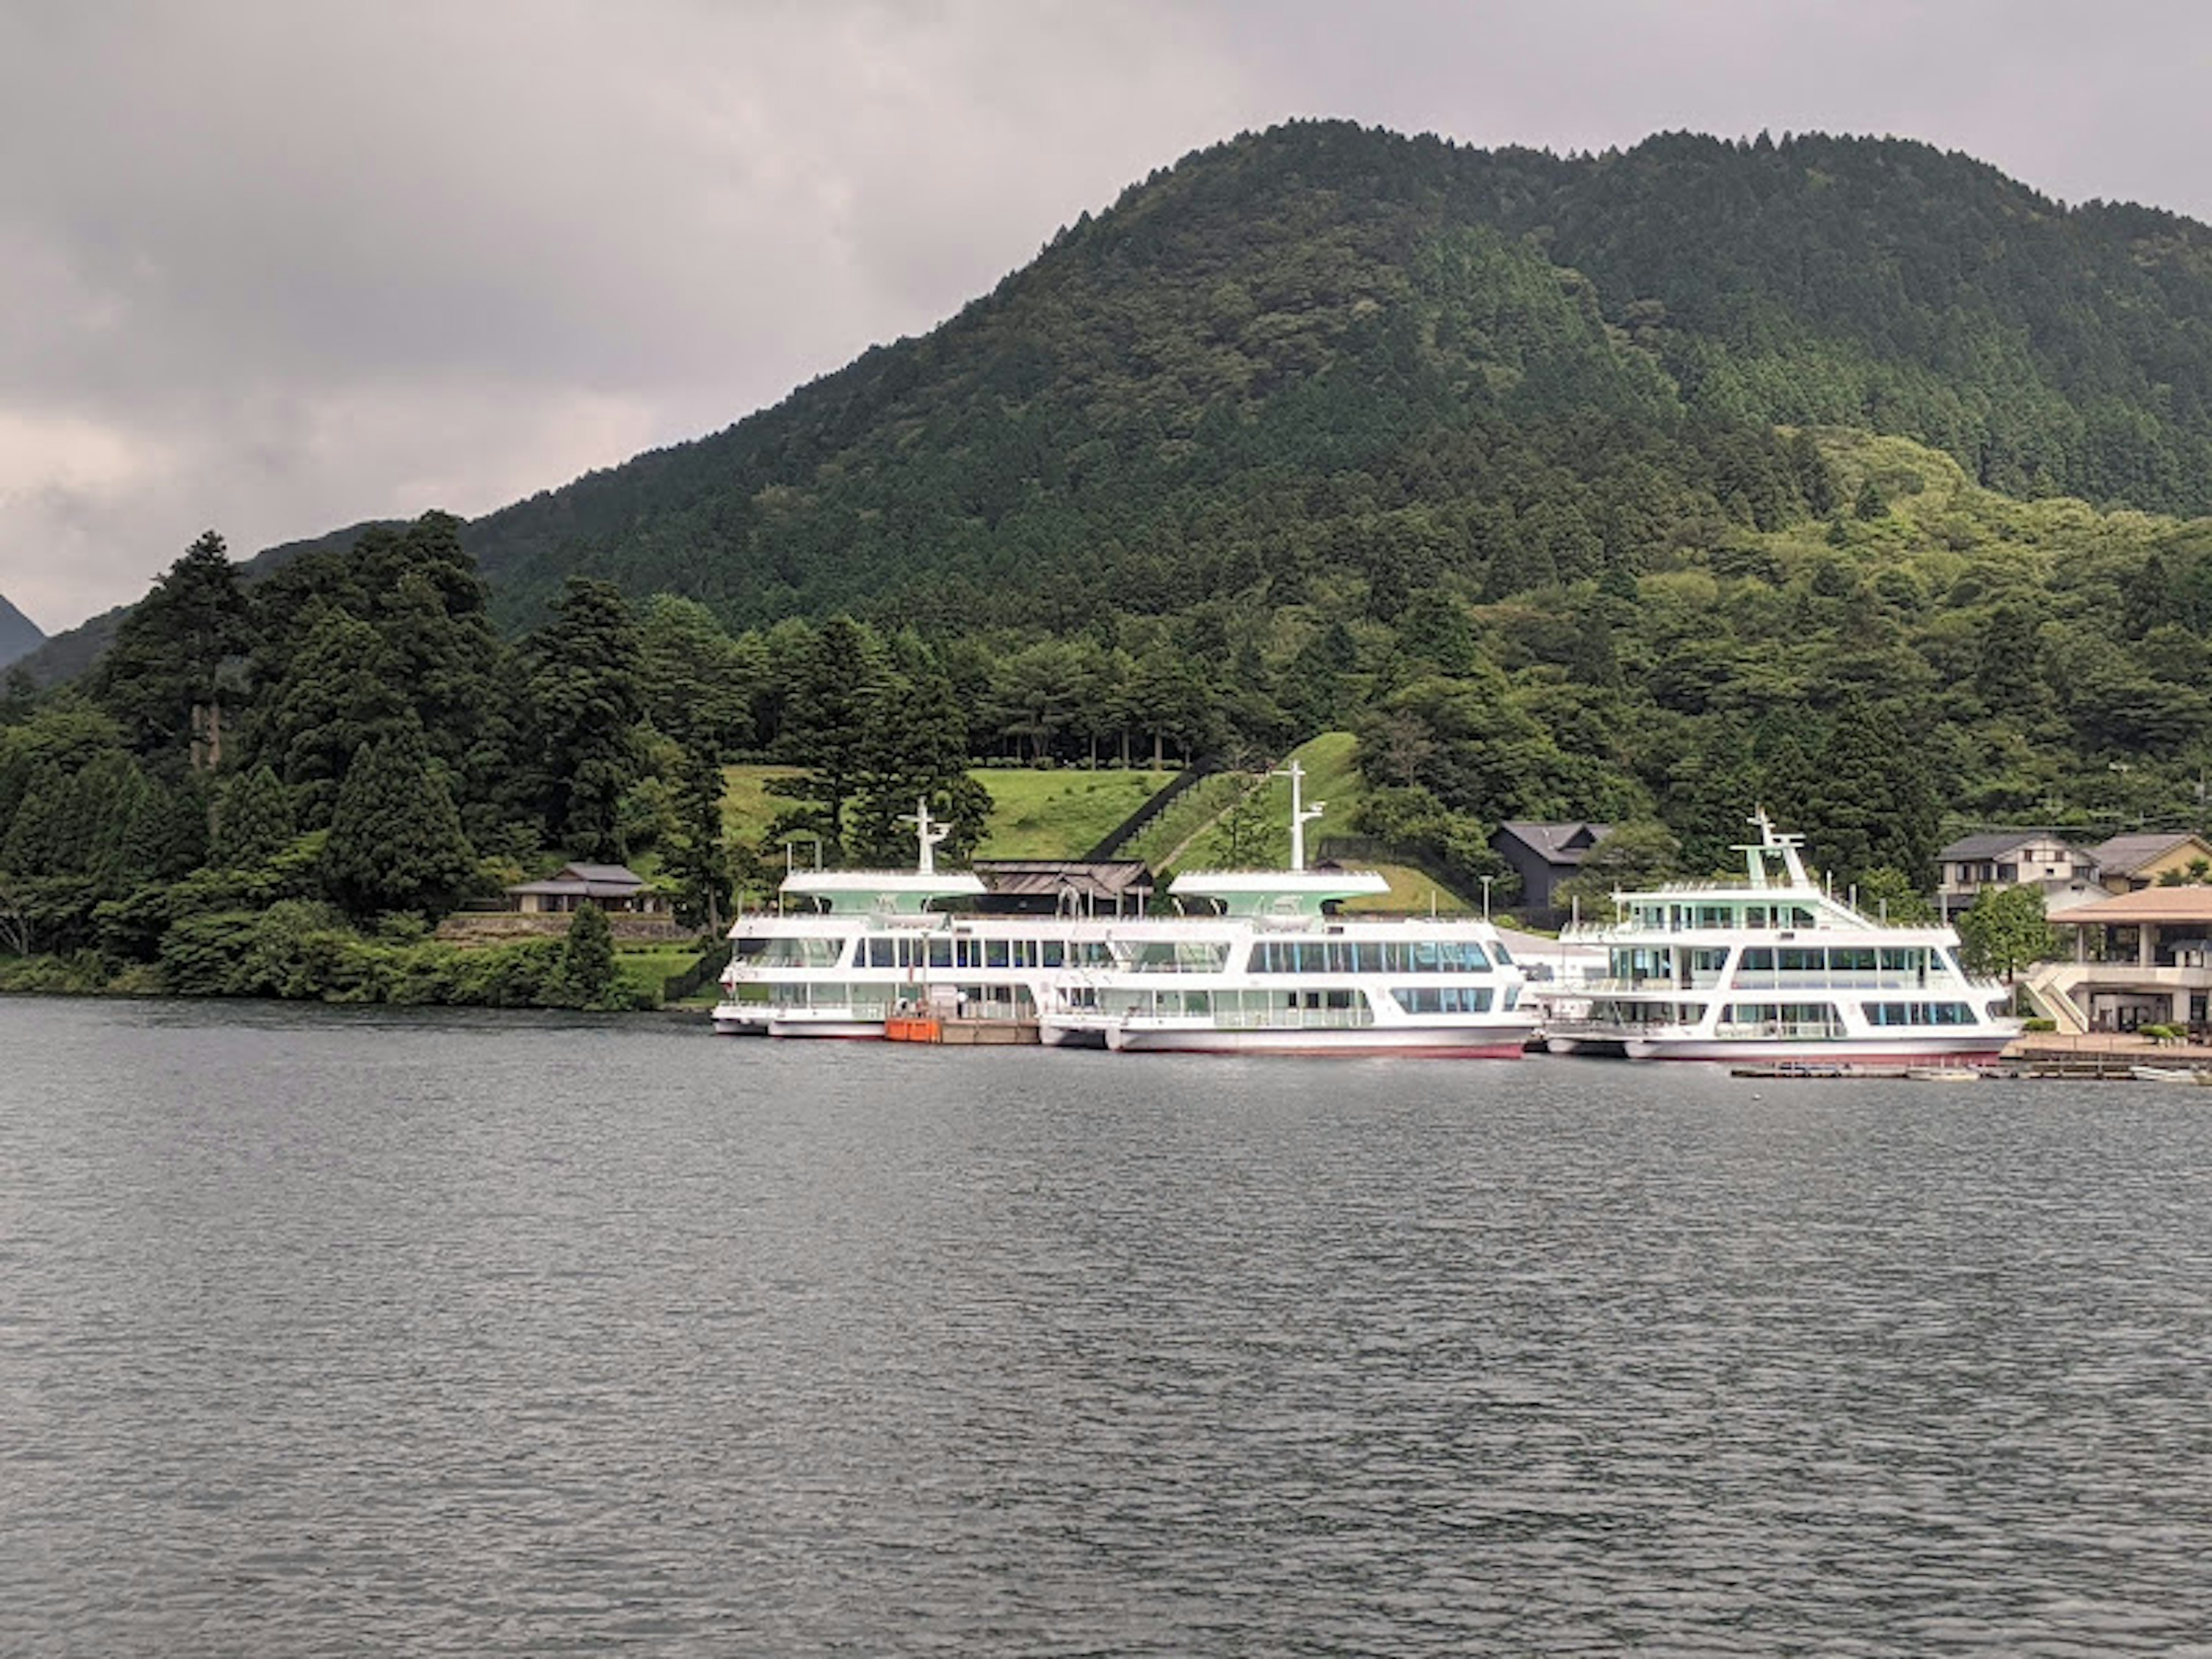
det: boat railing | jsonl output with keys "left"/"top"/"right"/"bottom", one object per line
{"left": 1190, "top": 1005, "right": 1375, "bottom": 1032}
{"left": 1583, "top": 972, "right": 1952, "bottom": 996}
{"left": 1713, "top": 1018, "right": 1847, "bottom": 1041}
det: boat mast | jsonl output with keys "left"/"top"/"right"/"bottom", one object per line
{"left": 1737, "top": 808, "right": 1811, "bottom": 889}
{"left": 902, "top": 797, "right": 952, "bottom": 875}
{"left": 1274, "top": 759, "right": 1327, "bottom": 873}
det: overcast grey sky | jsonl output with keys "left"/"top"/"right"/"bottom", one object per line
{"left": 3, "top": 0, "right": 2207, "bottom": 633}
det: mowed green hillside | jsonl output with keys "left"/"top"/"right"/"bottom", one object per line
{"left": 1139, "top": 734, "right": 1478, "bottom": 914}
{"left": 719, "top": 764, "right": 1173, "bottom": 860}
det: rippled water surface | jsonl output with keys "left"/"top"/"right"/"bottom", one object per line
{"left": 3, "top": 995, "right": 2210, "bottom": 1656}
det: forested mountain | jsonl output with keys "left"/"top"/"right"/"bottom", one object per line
{"left": 457, "top": 122, "right": 2212, "bottom": 630}
{"left": 0, "top": 595, "right": 41, "bottom": 670}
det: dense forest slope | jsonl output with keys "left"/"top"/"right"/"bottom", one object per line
{"left": 456, "top": 122, "right": 2212, "bottom": 630}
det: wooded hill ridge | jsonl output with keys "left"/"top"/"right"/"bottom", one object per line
{"left": 449, "top": 120, "right": 2212, "bottom": 631}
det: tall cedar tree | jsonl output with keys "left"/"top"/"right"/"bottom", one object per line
{"left": 558, "top": 901, "right": 619, "bottom": 1009}
{"left": 767, "top": 617, "right": 885, "bottom": 857}
{"left": 528, "top": 578, "right": 646, "bottom": 861}
{"left": 666, "top": 746, "right": 733, "bottom": 930}
{"left": 95, "top": 531, "right": 252, "bottom": 772}
{"left": 322, "top": 724, "right": 475, "bottom": 919}
{"left": 212, "top": 764, "right": 298, "bottom": 868}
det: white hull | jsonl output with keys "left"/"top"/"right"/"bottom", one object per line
{"left": 1078, "top": 1020, "right": 1533, "bottom": 1056}
{"left": 1548, "top": 1032, "right": 2010, "bottom": 1063}
{"left": 764, "top": 1012, "right": 887, "bottom": 1040}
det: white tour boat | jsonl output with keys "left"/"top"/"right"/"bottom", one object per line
{"left": 711, "top": 802, "right": 1113, "bottom": 1037}
{"left": 1036, "top": 763, "right": 1539, "bottom": 1056}
{"left": 1543, "top": 812, "right": 2021, "bottom": 1063}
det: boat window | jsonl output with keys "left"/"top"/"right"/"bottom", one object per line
{"left": 985, "top": 939, "right": 1010, "bottom": 969}
{"left": 1740, "top": 948, "right": 1774, "bottom": 971}
{"left": 1779, "top": 948, "right": 1823, "bottom": 973}
{"left": 1127, "top": 940, "right": 1229, "bottom": 973}
{"left": 927, "top": 938, "right": 954, "bottom": 969}
{"left": 758, "top": 938, "right": 842, "bottom": 967}
{"left": 1393, "top": 986, "right": 1495, "bottom": 1014}
{"left": 1042, "top": 940, "right": 1065, "bottom": 968}
{"left": 1491, "top": 940, "right": 1513, "bottom": 964}
{"left": 1864, "top": 1001, "right": 1980, "bottom": 1027}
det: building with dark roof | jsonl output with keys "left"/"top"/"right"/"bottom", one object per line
{"left": 1490, "top": 821, "right": 1611, "bottom": 925}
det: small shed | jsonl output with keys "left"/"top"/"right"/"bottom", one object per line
{"left": 506, "top": 862, "right": 667, "bottom": 915}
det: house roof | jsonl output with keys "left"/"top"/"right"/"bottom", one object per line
{"left": 558, "top": 862, "right": 645, "bottom": 885}
{"left": 1494, "top": 821, "right": 1612, "bottom": 865}
{"left": 506, "top": 861, "right": 648, "bottom": 899}
{"left": 1938, "top": 830, "right": 2092, "bottom": 862}
{"left": 2089, "top": 832, "right": 2212, "bottom": 875}
{"left": 2049, "top": 887, "right": 2212, "bottom": 926}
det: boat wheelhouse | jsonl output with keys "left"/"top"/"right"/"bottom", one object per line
{"left": 1543, "top": 812, "right": 2020, "bottom": 1062}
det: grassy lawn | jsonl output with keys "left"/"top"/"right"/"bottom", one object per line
{"left": 721, "top": 763, "right": 1175, "bottom": 862}
{"left": 719, "top": 764, "right": 804, "bottom": 843}
{"left": 970, "top": 767, "right": 1173, "bottom": 858}
{"left": 1120, "top": 770, "right": 1260, "bottom": 868}
{"left": 1339, "top": 863, "right": 1478, "bottom": 915}
{"left": 617, "top": 942, "right": 715, "bottom": 1002}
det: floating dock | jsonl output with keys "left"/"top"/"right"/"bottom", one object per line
{"left": 885, "top": 1015, "right": 1040, "bottom": 1046}
{"left": 1729, "top": 1063, "right": 1989, "bottom": 1081}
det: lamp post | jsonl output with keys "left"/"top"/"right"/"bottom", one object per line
{"left": 1479, "top": 874, "right": 1494, "bottom": 921}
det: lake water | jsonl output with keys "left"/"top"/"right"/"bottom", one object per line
{"left": 3, "top": 995, "right": 2209, "bottom": 1656}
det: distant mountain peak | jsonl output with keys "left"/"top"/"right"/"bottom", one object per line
{"left": 0, "top": 592, "right": 45, "bottom": 671}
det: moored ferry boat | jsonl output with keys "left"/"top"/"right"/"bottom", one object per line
{"left": 1543, "top": 812, "right": 2020, "bottom": 1063}
{"left": 1037, "top": 763, "right": 1537, "bottom": 1056}
{"left": 711, "top": 803, "right": 1111, "bottom": 1037}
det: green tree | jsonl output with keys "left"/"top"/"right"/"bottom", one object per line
{"left": 1555, "top": 820, "right": 1683, "bottom": 916}
{"left": 1210, "top": 776, "right": 1277, "bottom": 866}
{"left": 94, "top": 531, "right": 253, "bottom": 772}
{"left": 557, "top": 901, "right": 618, "bottom": 1009}
{"left": 1954, "top": 884, "right": 2058, "bottom": 982}
{"left": 768, "top": 616, "right": 887, "bottom": 856}
{"left": 1853, "top": 865, "right": 1936, "bottom": 924}
{"left": 248, "top": 607, "right": 410, "bottom": 827}
{"left": 211, "top": 764, "right": 298, "bottom": 868}
{"left": 666, "top": 747, "right": 733, "bottom": 930}
{"left": 322, "top": 725, "right": 476, "bottom": 920}
{"left": 527, "top": 578, "right": 646, "bottom": 860}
